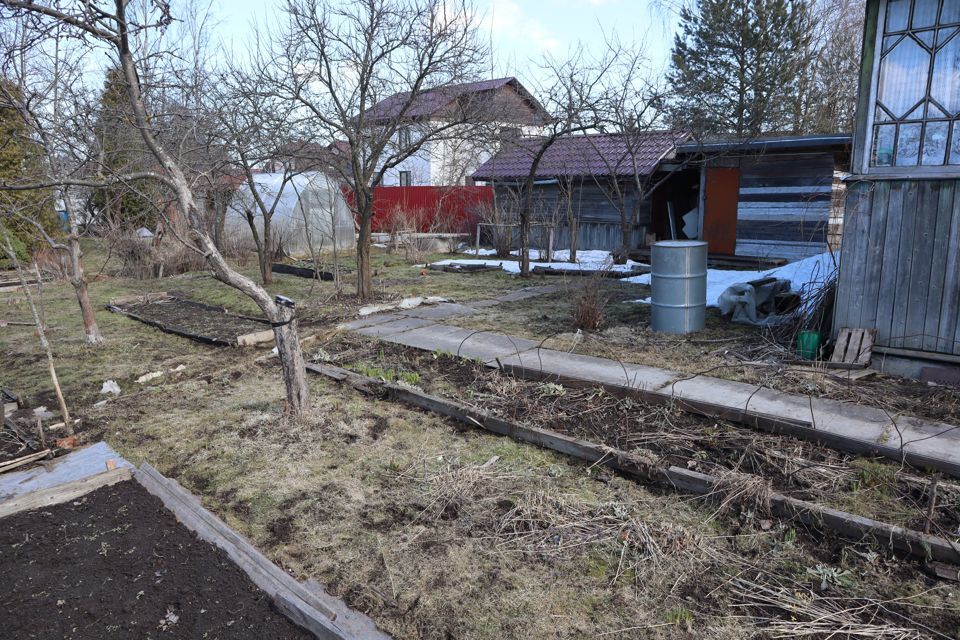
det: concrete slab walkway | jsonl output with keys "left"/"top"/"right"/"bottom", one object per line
{"left": 339, "top": 303, "right": 960, "bottom": 477}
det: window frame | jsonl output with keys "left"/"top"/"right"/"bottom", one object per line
{"left": 856, "top": 0, "right": 960, "bottom": 177}
{"left": 399, "top": 170, "right": 412, "bottom": 187}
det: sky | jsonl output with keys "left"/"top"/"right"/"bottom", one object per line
{"left": 214, "top": 0, "right": 678, "bottom": 83}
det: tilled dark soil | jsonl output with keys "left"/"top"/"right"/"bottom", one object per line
{"left": 0, "top": 480, "right": 311, "bottom": 640}
{"left": 117, "top": 298, "right": 270, "bottom": 345}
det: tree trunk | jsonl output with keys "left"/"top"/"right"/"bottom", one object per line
{"left": 356, "top": 198, "right": 374, "bottom": 300}
{"left": 615, "top": 218, "right": 631, "bottom": 265}
{"left": 569, "top": 216, "right": 578, "bottom": 263}
{"left": 72, "top": 279, "right": 102, "bottom": 345}
{"left": 66, "top": 207, "right": 102, "bottom": 345}
{"left": 273, "top": 310, "right": 309, "bottom": 417}
{"left": 260, "top": 217, "right": 273, "bottom": 285}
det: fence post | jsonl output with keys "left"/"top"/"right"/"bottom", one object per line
{"left": 475, "top": 224, "right": 481, "bottom": 257}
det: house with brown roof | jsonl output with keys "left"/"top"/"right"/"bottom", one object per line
{"left": 366, "top": 77, "right": 549, "bottom": 187}
{"left": 471, "top": 131, "right": 693, "bottom": 253}
{"left": 473, "top": 132, "right": 852, "bottom": 258}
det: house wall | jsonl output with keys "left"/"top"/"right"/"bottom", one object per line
{"left": 709, "top": 151, "right": 841, "bottom": 261}
{"left": 833, "top": 178, "right": 960, "bottom": 358}
{"left": 492, "top": 179, "right": 650, "bottom": 252}
{"left": 382, "top": 121, "right": 543, "bottom": 187}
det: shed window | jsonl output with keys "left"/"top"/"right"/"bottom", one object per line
{"left": 868, "top": 0, "right": 960, "bottom": 170}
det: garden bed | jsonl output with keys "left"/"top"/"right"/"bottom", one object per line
{"left": 0, "top": 479, "right": 312, "bottom": 639}
{"left": 108, "top": 294, "right": 274, "bottom": 346}
{"left": 319, "top": 335, "right": 960, "bottom": 539}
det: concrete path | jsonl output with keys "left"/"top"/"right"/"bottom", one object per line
{"left": 339, "top": 301, "right": 960, "bottom": 477}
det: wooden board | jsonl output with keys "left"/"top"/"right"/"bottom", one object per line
{"left": 0, "top": 468, "right": 132, "bottom": 519}
{"left": 831, "top": 328, "right": 876, "bottom": 366}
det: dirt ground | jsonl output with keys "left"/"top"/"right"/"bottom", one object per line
{"left": 3, "top": 242, "right": 960, "bottom": 639}
{"left": 0, "top": 481, "right": 310, "bottom": 639}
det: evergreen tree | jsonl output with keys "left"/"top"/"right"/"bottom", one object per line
{"left": 668, "top": 0, "right": 815, "bottom": 138}
{"left": 89, "top": 67, "right": 160, "bottom": 230}
{"left": 0, "top": 78, "right": 57, "bottom": 266}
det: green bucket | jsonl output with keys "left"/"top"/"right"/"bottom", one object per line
{"left": 796, "top": 330, "right": 821, "bottom": 360}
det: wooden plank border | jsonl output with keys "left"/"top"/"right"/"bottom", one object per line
{"left": 0, "top": 467, "right": 132, "bottom": 519}
{"left": 306, "top": 363, "right": 960, "bottom": 566}
{"left": 134, "top": 464, "right": 354, "bottom": 639}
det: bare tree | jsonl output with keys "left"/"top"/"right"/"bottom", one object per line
{"left": 0, "top": 0, "right": 312, "bottom": 417}
{"left": 492, "top": 49, "right": 614, "bottom": 276}
{"left": 591, "top": 42, "right": 692, "bottom": 263}
{"left": 0, "top": 224, "right": 72, "bottom": 431}
{"left": 0, "top": 20, "right": 105, "bottom": 344}
{"left": 253, "top": 0, "right": 487, "bottom": 300}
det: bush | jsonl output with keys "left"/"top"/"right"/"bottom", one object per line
{"left": 109, "top": 227, "right": 207, "bottom": 279}
{"left": 571, "top": 269, "right": 611, "bottom": 331}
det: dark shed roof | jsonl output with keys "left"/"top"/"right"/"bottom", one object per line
{"left": 472, "top": 131, "right": 690, "bottom": 181}
{"left": 676, "top": 134, "right": 852, "bottom": 155}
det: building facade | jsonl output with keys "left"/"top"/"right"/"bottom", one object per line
{"left": 834, "top": 0, "right": 960, "bottom": 380}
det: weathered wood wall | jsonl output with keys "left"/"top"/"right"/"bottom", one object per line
{"left": 834, "top": 178, "right": 960, "bottom": 356}
{"left": 729, "top": 152, "right": 840, "bottom": 260}
{"left": 493, "top": 180, "right": 650, "bottom": 252}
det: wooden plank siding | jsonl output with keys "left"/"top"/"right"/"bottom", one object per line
{"left": 834, "top": 179, "right": 960, "bottom": 357}
{"left": 732, "top": 152, "right": 838, "bottom": 260}
{"left": 493, "top": 180, "right": 649, "bottom": 253}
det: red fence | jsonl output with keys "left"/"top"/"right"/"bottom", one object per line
{"left": 364, "top": 186, "right": 493, "bottom": 234}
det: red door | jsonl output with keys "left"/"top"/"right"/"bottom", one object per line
{"left": 702, "top": 167, "right": 740, "bottom": 255}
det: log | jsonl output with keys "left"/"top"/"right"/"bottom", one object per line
{"left": 306, "top": 362, "right": 960, "bottom": 566}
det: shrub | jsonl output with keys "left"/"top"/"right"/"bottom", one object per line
{"left": 571, "top": 269, "right": 611, "bottom": 331}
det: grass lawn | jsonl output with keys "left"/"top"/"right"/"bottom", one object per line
{"left": 2, "top": 241, "right": 959, "bottom": 639}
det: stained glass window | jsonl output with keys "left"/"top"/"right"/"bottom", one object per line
{"left": 870, "top": 0, "right": 960, "bottom": 168}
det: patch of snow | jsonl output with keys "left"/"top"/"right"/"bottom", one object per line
{"left": 625, "top": 252, "right": 839, "bottom": 308}
{"left": 434, "top": 250, "right": 646, "bottom": 274}
{"left": 358, "top": 296, "right": 449, "bottom": 316}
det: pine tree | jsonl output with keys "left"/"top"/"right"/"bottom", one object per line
{"left": 668, "top": 0, "right": 815, "bottom": 138}
{"left": 0, "top": 78, "right": 57, "bottom": 266}
{"left": 89, "top": 67, "right": 160, "bottom": 230}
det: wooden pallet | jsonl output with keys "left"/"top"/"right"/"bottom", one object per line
{"left": 831, "top": 328, "right": 876, "bottom": 367}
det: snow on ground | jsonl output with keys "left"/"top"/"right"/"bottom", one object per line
{"left": 623, "top": 252, "right": 839, "bottom": 308}
{"left": 434, "top": 249, "right": 646, "bottom": 273}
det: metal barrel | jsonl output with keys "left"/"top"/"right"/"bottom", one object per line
{"left": 650, "top": 240, "right": 707, "bottom": 334}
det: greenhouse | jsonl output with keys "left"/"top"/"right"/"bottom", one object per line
{"left": 226, "top": 172, "right": 356, "bottom": 256}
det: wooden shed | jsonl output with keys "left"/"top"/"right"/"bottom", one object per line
{"left": 833, "top": 0, "right": 960, "bottom": 380}
{"left": 471, "top": 132, "right": 692, "bottom": 253}
{"left": 672, "top": 135, "right": 852, "bottom": 261}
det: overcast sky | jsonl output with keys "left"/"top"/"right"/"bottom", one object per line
{"left": 214, "top": 0, "right": 678, "bottom": 83}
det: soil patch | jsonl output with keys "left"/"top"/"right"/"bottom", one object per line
{"left": 111, "top": 297, "right": 271, "bottom": 345}
{"left": 0, "top": 480, "right": 311, "bottom": 640}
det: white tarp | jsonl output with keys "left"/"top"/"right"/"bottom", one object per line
{"left": 227, "top": 172, "right": 356, "bottom": 256}
{"left": 624, "top": 251, "right": 839, "bottom": 308}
